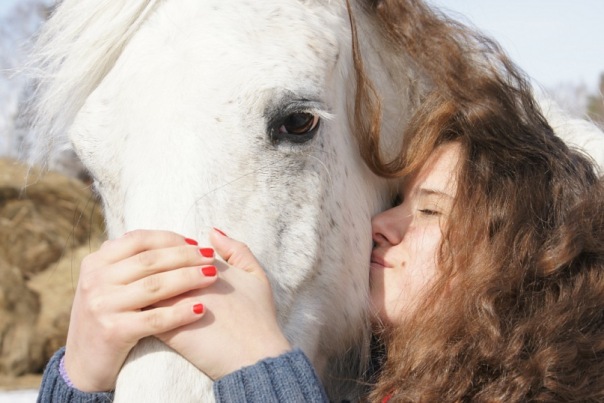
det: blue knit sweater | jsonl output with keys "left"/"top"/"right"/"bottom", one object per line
{"left": 37, "top": 347, "right": 328, "bottom": 402}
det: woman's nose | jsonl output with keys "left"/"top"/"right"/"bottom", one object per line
{"left": 371, "top": 206, "right": 406, "bottom": 246}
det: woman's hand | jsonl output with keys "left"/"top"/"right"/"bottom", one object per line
{"left": 64, "top": 230, "right": 218, "bottom": 392}
{"left": 156, "top": 228, "right": 292, "bottom": 380}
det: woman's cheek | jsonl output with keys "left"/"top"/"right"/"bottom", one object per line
{"left": 370, "top": 268, "right": 406, "bottom": 326}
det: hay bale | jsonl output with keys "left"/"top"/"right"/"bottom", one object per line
{"left": 0, "top": 158, "right": 105, "bottom": 377}
{"left": 28, "top": 240, "right": 103, "bottom": 372}
{"left": 0, "top": 158, "right": 104, "bottom": 277}
{"left": 0, "top": 257, "right": 40, "bottom": 376}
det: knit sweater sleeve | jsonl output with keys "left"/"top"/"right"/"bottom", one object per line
{"left": 213, "top": 348, "right": 329, "bottom": 403}
{"left": 37, "top": 347, "right": 114, "bottom": 403}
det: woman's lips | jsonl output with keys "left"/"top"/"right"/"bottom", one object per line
{"left": 370, "top": 253, "right": 387, "bottom": 269}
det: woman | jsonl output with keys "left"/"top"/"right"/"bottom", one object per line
{"left": 363, "top": 93, "right": 604, "bottom": 401}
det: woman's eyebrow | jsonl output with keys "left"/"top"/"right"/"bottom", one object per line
{"left": 418, "top": 187, "right": 455, "bottom": 200}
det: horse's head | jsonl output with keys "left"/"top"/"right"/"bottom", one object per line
{"left": 31, "top": 0, "right": 413, "bottom": 400}
{"left": 75, "top": 3, "right": 362, "bottom": 228}
{"left": 73, "top": 0, "right": 389, "bottom": 332}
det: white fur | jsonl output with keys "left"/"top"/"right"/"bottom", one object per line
{"left": 538, "top": 96, "right": 604, "bottom": 173}
{"left": 28, "top": 0, "right": 604, "bottom": 402}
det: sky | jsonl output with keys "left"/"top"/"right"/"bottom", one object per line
{"left": 432, "top": 0, "right": 604, "bottom": 92}
{"left": 0, "top": 0, "right": 603, "bottom": 92}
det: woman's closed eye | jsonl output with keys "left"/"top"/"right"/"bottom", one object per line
{"left": 418, "top": 208, "right": 441, "bottom": 216}
{"left": 416, "top": 191, "right": 453, "bottom": 218}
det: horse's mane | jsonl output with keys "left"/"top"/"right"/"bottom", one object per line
{"left": 26, "top": 0, "right": 159, "bottom": 166}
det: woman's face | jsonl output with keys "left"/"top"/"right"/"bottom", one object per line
{"left": 370, "top": 143, "right": 460, "bottom": 326}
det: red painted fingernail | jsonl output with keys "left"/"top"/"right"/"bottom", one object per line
{"left": 213, "top": 227, "right": 228, "bottom": 237}
{"left": 199, "top": 248, "right": 214, "bottom": 258}
{"left": 193, "top": 303, "right": 204, "bottom": 315}
{"left": 201, "top": 266, "right": 217, "bottom": 277}
{"left": 185, "top": 238, "right": 198, "bottom": 246}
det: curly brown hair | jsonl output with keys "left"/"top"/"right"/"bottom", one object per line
{"left": 372, "top": 94, "right": 604, "bottom": 402}
{"left": 348, "top": 0, "right": 604, "bottom": 401}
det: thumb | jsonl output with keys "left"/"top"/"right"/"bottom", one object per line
{"left": 209, "top": 228, "right": 267, "bottom": 278}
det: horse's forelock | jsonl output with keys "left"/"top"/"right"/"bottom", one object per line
{"left": 26, "top": 0, "right": 159, "bottom": 167}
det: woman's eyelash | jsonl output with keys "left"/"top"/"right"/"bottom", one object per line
{"left": 419, "top": 209, "right": 440, "bottom": 216}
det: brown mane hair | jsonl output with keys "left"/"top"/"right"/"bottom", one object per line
{"left": 348, "top": 0, "right": 604, "bottom": 401}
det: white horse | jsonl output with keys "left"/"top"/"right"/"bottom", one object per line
{"left": 28, "top": 0, "right": 604, "bottom": 401}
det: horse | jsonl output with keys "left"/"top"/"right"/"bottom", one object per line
{"left": 28, "top": 0, "right": 604, "bottom": 401}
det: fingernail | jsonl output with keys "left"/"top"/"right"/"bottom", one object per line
{"left": 213, "top": 227, "right": 228, "bottom": 237}
{"left": 199, "top": 248, "right": 214, "bottom": 258}
{"left": 185, "top": 238, "right": 198, "bottom": 246}
{"left": 193, "top": 303, "right": 204, "bottom": 315}
{"left": 201, "top": 266, "right": 217, "bottom": 277}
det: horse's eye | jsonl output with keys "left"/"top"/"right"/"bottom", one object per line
{"left": 268, "top": 101, "right": 323, "bottom": 145}
{"left": 279, "top": 112, "right": 320, "bottom": 136}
